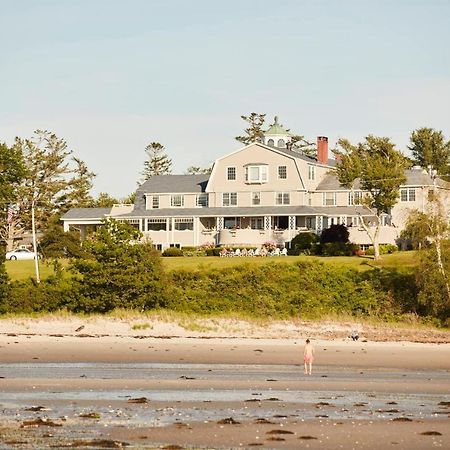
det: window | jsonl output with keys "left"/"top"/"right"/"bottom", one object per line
{"left": 147, "top": 218, "right": 166, "bottom": 231}
{"left": 250, "top": 217, "right": 264, "bottom": 229}
{"left": 348, "top": 191, "right": 363, "bottom": 205}
{"left": 276, "top": 192, "right": 290, "bottom": 205}
{"left": 151, "top": 195, "right": 159, "bottom": 209}
{"left": 323, "top": 192, "right": 336, "bottom": 206}
{"left": 227, "top": 167, "right": 236, "bottom": 180}
{"left": 224, "top": 217, "right": 240, "bottom": 229}
{"left": 196, "top": 193, "right": 209, "bottom": 207}
{"left": 171, "top": 194, "right": 184, "bottom": 207}
{"left": 245, "top": 165, "right": 268, "bottom": 183}
{"left": 252, "top": 192, "right": 261, "bottom": 205}
{"left": 277, "top": 139, "right": 285, "bottom": 148}
{"left": 174, "top": 218, "right": 194, "bottom": 231}
{"left": 400, "top": 188, "right": 416, "bottom": 202}
{"left": 308, "top": 165, "right": 315, "bottom": 180}
{"left": 267, "top": 139, "right": 274, "bottom": 147}
{"left": 278, "top": 165, "right": 287, "bottom": 179}
{"left": 223, "top": 192, "right": 237, "bottom": 206}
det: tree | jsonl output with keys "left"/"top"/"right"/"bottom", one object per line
{"left": 1, "top": 131, "right": 94, "bottom": 251}
{"left": 408, "top": 127, "right": 450, "bottom": 176}
{"left": 235, "top": 113, "right": 266, "bottom": 145}
{"left": 0, "top": 142, "right": 26, "bottom": 203}
{"left": 62, "top": 157, "right": 96, "bottom": 210}
{"left": 405, "top": 191, "right": 450, "bottom": 321}
{"left": 185, "top": 165, "right": 212, "bottom": 175}
{"left": 320, "top": 224, "right": 349, "bottom": 244}
{"left": 289, "top": 134, "right": 316, "bottom": 157}
{"left": 0, "top": 142, "right": 26, "bottom": 252}
{"left": 70, "top": 219, "right": 167, "bottom": 312}
{"left": 142, "top": 142, "right": 172, "bottom": 181}
{"left": 39, "top": 223, "right": 86, "bottom": 259}
{"left": 334, "top": 135, "right": 409, "bottom": 260}
{"left": 91, "top": 192, "right": 120, "bottom": 208}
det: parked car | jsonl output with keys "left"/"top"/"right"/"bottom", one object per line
{"left": 5, "top": 248, "right": 38, "bottom": 260}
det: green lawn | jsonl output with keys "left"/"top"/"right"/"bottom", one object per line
{"left": 5, "top": 251, "right": 419, "bottom": 281}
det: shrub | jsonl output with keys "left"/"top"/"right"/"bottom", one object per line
{"left": 318, "top": 242, "right": 359, "bottom": 256}
{"left": 320, "top": 224, "right": 349, "bottom": 244}
{"left": 288, "top": 232, "right": 319, "bottom": 255}
{"left": 162, "top": 247, "right": 184, "bottom": 257}
{"left": 365, "top": 244, "right": 398, "bottom": 256}
{"left": 39, "top": 224, "right": 87, "bottom": 259}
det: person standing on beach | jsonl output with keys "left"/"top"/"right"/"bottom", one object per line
{"left": 304, "top": 339, "right": 315, "bottom": 375}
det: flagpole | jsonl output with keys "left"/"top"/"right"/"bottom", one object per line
{"left": 31, "top": 200, "right": 40, "bottom": 284}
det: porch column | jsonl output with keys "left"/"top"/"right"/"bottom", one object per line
{"left": 193, "top": 217, "right": 199, "bottom": 246}
{"left": 216, "top": 217, "right": 224, "bottom": 230}
{"left": 264, "top": 216, "right": 271, "bottom": 230}
{"left": 80, "top": 225, "right": 87, "bottom": 240}
{"left": 315, "top": 216, "right": 323, "bottom": 234}
{"left": 288, "top": 215, "right": 296, "bottom": 242}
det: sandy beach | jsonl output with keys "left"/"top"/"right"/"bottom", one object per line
{"left": 0, "top": 317, "right": 449, "bottom": 449}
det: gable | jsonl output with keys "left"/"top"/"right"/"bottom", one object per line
{"left": 206, "top": 143, "right": 306, "bottom": 192}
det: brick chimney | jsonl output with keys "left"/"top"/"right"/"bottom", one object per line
{"left": 317, "top": 136, "right": 328, "bottom": 164}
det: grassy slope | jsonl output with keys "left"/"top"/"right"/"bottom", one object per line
{"left": 5, "top": 251, "right": 418, "bottom": 281}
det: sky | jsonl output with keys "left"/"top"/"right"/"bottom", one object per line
{"left": 1, "top": 0, "right": 450, "bottom": 197}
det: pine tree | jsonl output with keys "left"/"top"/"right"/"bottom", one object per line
{"left": 142, "top": 142, "right": 172, "bottom": 181}
{"left": 235, "top": 113, "right": 266, "bottom": 145}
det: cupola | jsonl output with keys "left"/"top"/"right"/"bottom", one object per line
{"left": 263, "top": 116, "right": 292, "bottom": 149}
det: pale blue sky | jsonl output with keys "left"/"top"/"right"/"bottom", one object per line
{"left": 1, "top": 0, "right": 449, "bottom": 196}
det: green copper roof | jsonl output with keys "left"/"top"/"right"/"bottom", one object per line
{"left": 265, "top": 116, "right": 290, "bottom": 136}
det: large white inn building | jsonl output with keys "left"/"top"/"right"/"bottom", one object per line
{"left": 62, "top": 118, "right": 449, "bottom": 250}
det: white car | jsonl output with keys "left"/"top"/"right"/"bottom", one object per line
{"left": 5, "top": 248, "right": 38, "bottom": 260}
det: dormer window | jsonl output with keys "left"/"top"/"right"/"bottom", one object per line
{"left": 277, "top": 139, "right": 286, "bottom": 148}
{"left": 267, "top": 139, "right": 275, "bottom": 147}
{"left": 245, "top": 164, "right": 268, "bottom": 184}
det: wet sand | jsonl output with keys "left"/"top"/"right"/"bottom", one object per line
{"left": 0, "top": 324, "right": 449, "bottom": 449}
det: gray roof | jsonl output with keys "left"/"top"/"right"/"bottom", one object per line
{"left": 138, "top": 174, "right": 209, "bottom": 194}
{"left": 61, "top": 208, "right": 112, "bottom": 219}
{"left": 315, "top": 168, "right": 450, "bottom": 191}
{"left": 119, "top": 205, "right": 372, "bottom": 218}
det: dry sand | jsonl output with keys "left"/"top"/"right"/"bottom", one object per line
{"left": 0, "top": 316, "right": 449, "bottom": 449}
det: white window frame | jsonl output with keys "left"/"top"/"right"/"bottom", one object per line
{"left": 278, "top": 165, "right": 287, "bottom": 179}
{"left": 171, "top": 194, "right": 184, "bottom": 207}
{"left": 252, "top": 192, "right": 261, "bottom": 206}
{"left": 275, "top": 192, "right": 290, "bottom": 205}
{"left": 348, "top": 191, "right": 363, "bottom": 206}
{"left": 151, "top": 195, "right": 159, "bottom": 209}
{"left": 323, "top": 192, "right": 336, "bottom": 206}
{"left": 174, "top": 217, "right": 194, "bottom": 231}
{"left": 223, "top": 192, "right": 238, "bottom": 206}
{"left": 400, "top": 188, "right": 416, "bottom": 202}
{"left": 227, "top": 167, "right": 236, "bottom": 181}
{"left": 196, "top": 193, "right": 209, "bottom": 207}
{"left": 308, "top": 165, "right": 315, "bottom": 181}
{"left": 245, "top": 164, "right": 268, "bottom": 184}
{"left": 146, "top": 218, "right": 167, "bottom": 231}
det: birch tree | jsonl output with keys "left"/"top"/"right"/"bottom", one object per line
{"left": 334, "top": 135, "right": 409, "bottom": 260}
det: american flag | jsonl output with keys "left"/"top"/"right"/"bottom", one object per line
{"left": 7, "top": 205, "right": 14, "bottom": 224}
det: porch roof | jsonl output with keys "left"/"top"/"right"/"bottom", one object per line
{"left": 118, "top": 205, "right": 372, "bottom": 218}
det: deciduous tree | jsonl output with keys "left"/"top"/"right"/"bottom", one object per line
{"left": 185, "top": 165, "right": 212, "bottom": 175}
{"left": 408, "top": 127, "right": 450, "bottom": 176}
{"left": 334, "top": 135, "right": 409, "bottom": 260}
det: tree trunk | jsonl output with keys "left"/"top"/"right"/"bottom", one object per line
{"left": 358, "top": 213, "right": 382, "bottom": 260}
{"left": 434, "top": 237, "right": 450, "bottom": 303}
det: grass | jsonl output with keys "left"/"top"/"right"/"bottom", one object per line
{"left": 4, "top": 251, "right": 419, "bottom": 281}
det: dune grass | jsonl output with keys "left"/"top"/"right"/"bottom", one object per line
{"left": 4, "top": 251, "right": 418, "bottom": 281}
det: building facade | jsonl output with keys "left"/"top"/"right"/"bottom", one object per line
{"left": 62, "top": 119, "right": 449, "bottom": 250}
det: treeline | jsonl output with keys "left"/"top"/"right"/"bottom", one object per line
{"left": 0, "top": 221, "right": 447, "bottom": 327}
